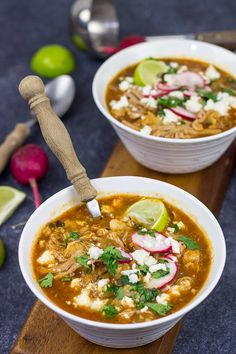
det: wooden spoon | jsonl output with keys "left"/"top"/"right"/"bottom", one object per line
{"left": 18, "top": 75, "right": 101, "bottom": 218}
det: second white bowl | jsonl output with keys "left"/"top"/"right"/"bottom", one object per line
{"left": 92, "top": 39, "right": 236, "bottom": 173}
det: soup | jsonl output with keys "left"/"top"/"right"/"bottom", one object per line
{"left": 106, "top": 58, "right": 236, "bottom": 139}
{"left": 32, "top": 195, "right": 212, "bottom": 324}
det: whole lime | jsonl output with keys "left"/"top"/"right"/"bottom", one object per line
{"left": 31, "top": 44, "right": 76, "bottom": 78}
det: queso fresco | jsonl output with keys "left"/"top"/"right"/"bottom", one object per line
{"left": 32, "top": 195, "right": 212, "bottom": 324}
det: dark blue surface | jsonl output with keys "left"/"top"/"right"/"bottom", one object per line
{"left": 0, "top": 1, "right": 235, "bottom": 353}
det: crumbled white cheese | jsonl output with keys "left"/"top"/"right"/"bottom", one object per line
{"left": 73, "top": 291, "right": 91, "bottom": 308}
{"left": 170, "top": 62, "right": 179, "bottom": 69}
{"left": 142, "top": 85, "right": 152, "bottom": 95}
{"left": 97, "top": 278, "right": 110, "bottom": 289}
{"left": 149, "top": 263, "right": 167, "bottom": 273}
{"left": 143, "top": 272, "right": 151, "bottom": 284}
{"left": 168, "top": 235, "right": 180, "bottom": 254}
{"left": 167, "top": 227, "right": 176, "bottom": 234}
{"left": 162, "top": 109, "right": 180, "bottom": 124}
{"left": 121, "top": 296, "right": 135, "bottom": 308}
{"left": 144, "top": 256, "right": 157, "bottom": 267}
{"left": 128, "top": 273, "right": 139, "bottom": 284}
{"left": 205, "top": 65, "right": 220, "bottom": 81}
{"left": 119, "top": 80, "right": 130, "bottom": 91}
{"left": 70, "top": 278, "right": 81, "bottom": 289}
{"left": 176, "top": 221, "right": 185, "bottom": 229}
{"left": 204, "top": 91, "right": 236, "bottom": 116}
{"left": 37, "top": 250, "right": 55, "bottom": 265}
{"left": 110, "top": 96, "right": 129, "bottom": 110}
{"left": 131, "top": 249, "right": 150, "bottom": 265}
{"left": 88, "top": 246, "right": 104, "bottom": 260}
{"left": 168, "top": 90, "right": 184, "bottom": 100}
{"left": 90, "top": 299, "right": 107, "bottom": 311}
{"left": 184, "top": 96, "right": 202, "bottom": 113}
{"left": 163, "top": 74, "right": 175, "bottom": 84}
{"left": 121, "top": 269, "right": 139, "bottom": 276}
{"left": 141, "top": 97, "right": 157, "bottom": 108}
{"left": 140, "top": 125, "right": 152, "bottom": 136}
{"left": 126, "top": 76, "right": 134, "bottom": 83}
{"left": 156, "top": 293, "right": 170, "bottom": 305}
{"left": 140, "top": 305, "right": 149, "bottom": 312}
{"left": 177, "top": 65, "right": 188, "bottom": 73}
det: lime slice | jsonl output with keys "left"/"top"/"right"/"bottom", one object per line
{"left": 0, "top": 239, "right": 5, "bottom": 268}
{"left": 31, "top": 44, "right": 76, "bottom": 78}
{"left": 134, "top": 59, "right": 168, "bottom": 86}
{"left": 126, "top": 199, "right": 169, "bottom": 232}
{"left": 0, "top": 186, "right": 26, "bottom": 225}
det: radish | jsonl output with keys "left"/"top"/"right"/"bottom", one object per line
{"left": 183, "top": 90, "right": 198, "bottom": 97}
{"left": 117, "top": 248, "right": 132, "bottom": 263}
{"left": 132, "top": 232, "right": 172, "bottom": 253}
{"left": 118, "top": 35, "right": 145, "bottom": 50}
{"left": 170, "top": 106, "right": 196, "bottom": 121}
{"left": 157, "top": 83, "right": 181, "bottom": 92}
{"left": 144, "top": 90, "right": 168, "bottom": 99}
{"left": 169, "top": 72, "right": 205, "bottom": 89}
{"left": 145, "top": 257, "right": 177, "bottom": 289}
{"left": 11, "top": 144, "right": 49, "bottom": 208}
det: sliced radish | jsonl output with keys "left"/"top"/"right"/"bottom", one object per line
{"left": 145, "top": 257, "right": 177, "bottom": 289}
{"left": 165, "top": 253, "right": 176, "bottom": 261}
{"left": 117, "top": 248, "right": 132, "bottom": 263}
{"left": 173, "top": 72, "right": 205, "bottom": 89}
{"left": 144, "top": 90, "right": 168, "bottom": 98}
{"left": 183, "top": 90, "right": 198, "bottom": 97}
{"left": 157, "top": 82, "right": 181, "bottom": 92}
{"left": 170, "top": 106, "right": 196, "bottom": 121}
{"left": 132, "top": 232, "right": 172, "bottom": 253}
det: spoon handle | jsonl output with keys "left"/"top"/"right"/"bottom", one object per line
{"left": 0, "top": 123, "right": 30, "bottom": 174}
{"left": 18, "top": 75, "right": 97, "bottom": 202}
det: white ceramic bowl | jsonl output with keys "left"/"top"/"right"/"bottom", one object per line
{"left": 92, "top": 39, "right": 236, "bottom": 173}
{"left": 19, "top": 176, "right": 225, "bottom": 348}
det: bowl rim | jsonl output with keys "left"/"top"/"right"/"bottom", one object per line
{"left": 92, "top": 39, "right": 236, "bottom": 144}
{"left": 18, "top": 176, "right": 226, "bottom": 330}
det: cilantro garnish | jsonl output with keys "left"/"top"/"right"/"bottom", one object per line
{"left": 103, "top": 305, "right": 118, "bottom": 318}
{"left": 158, "top": 97, "right": 184, "bottom": 108}
{"left": 61, "top": 277, "right": 72, "bottom": 282}
{"left": 138, "top": 264, "right": 149, "bottom": 275}
{"left": 38, "top": 272, "right": 54, "bottom": 288}
{"left": 64, "top": 231, "right": 80, "bottom": 246}
{"left": 152, "top": 268, "right": 170, "bottom": 279}
{"left": 196, "top": 89, "right": 218, "bottom": 102}
{"left": 106, "top": 284, "right": 124, "bottom": 300}
{"left": 223, "top": 88, "right": 235, "bottom": 96}
{"left": 130, "top": 282, "right": 159, "bottom": 309}
{"left": 101, "top": 246, "right": 123, "bottom": 276}
{"left": 171, "top": 224, "right": 180, "bottom": 233}
{"left": 116, "top": 287, "right": 125, "bottom": 300}
{"left": 74, "top": 255, "right": 91, "bottom": 271}
{"left": 178, "top": 235, "right": 199, "bottom": 250}
{"left": 136, "top": 226, "right": 156, "bottom": 238}
{"left": 119, "top": 275, "right": 130, "bottom": 286}
{"left": 146, "top": 302, "right": 172, "bottom": 316}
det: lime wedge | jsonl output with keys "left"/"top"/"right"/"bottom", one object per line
{"left": 0, "top": 186, "right": 26, "bottom": 225}
{"left": 134, "top": 60, "right": 168, "bottom": 86}
{"left": 0, "top": 239, "right": 5, "bottom": 268}
{"left": 126, "top": 199, "right": 169, "bottom": 232}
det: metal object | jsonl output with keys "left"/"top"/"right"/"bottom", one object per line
{"left": 70, "top": 0, "right": 119, "bottom": 58}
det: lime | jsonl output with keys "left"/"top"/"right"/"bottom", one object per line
{"left": 0, "top": 186, "right": 26, "bottom": 225}
{"left": 126, "top": 199, "right": 169, "bottom": 232}
{"left": 0, "top": 239, "right": 5, "bottom": 268}
{"left": 31, "top": 44, "right": 76, "bottom": 78}
{"left": 134, "top": 60, "right": 168, "bottom": 86}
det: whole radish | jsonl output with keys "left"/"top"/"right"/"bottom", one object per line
{"left": 11, "top": 144, "right": 48, "bottom": 208}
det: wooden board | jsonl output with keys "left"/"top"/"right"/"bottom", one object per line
{"left": 12, "top": 140, "right": 236, "bottom": 354}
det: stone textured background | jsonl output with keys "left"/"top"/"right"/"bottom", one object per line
{"left": 0, "top": 0, "right": 235, "bottom": 353}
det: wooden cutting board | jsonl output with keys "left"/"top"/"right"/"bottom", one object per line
{"left": 11, "top": 140, "right": 236, "bottom": 354}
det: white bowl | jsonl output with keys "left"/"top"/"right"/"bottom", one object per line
{"left": 92, "top": 39, "right": 236, "bottom": 173}
{"left": 19, "top": 176, "right": 225, "bottom": 348}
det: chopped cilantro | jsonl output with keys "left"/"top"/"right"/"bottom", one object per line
{"left": 158, "top": 97, "right": 184, "bottom": 108}
{"left": 61, "top": 276, "right": 72, "bottom": 282}
{"left": 166, "top": 66, "right": 178, "bottom": 74}
{"left": 178, "top": 235, "right": 199, "bottom": 250}
{"left": 171, "top": 223, "right": 180, "bottom": 233}
{"left": 146, "top": 302, "right": 172, "bottom": 316}
{"left": 196, "top": 89, "right": 218, "bottom": 102}
{"left": 130, "top": 282, "right": 159, "bottom": 309}
{"left": 158, "top": 259, "right": 168, "bottom": 264}
{"left": 74, "top": 255, "right": 91, "bottom": 271}
{"left": 152, "top": 268, "right": 170, "bottom": 279}
{"left": 101, "top": 246, "right": 123, "bottom": 276}
{"left": 179, "top": 120, "right": 186, "bottom": 125}
{"left": 223, "top": 88, "right": 235, "bottom": 96}
{"left": 119, "top": 275, "right": 130, "bottom": 286}
{"left": 103, "top": 305, "right": 118, "bottom": 318}
{"left": 138, "top": 264, "right": 149, "bottom": 275}
{"left": 64, "top": 231, "right": 80, "bottom": 246}
{"left": 116, "top": 287, "right": 125, "bottom": 300}
{"left": 136, "top": 226, "right": 156, "bottom": 238}
{"left": 38, "top": 272, "right": 54, "bottom": 288}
